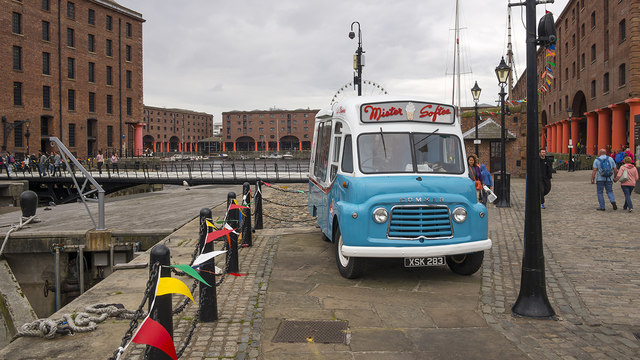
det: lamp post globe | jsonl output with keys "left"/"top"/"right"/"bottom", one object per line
{"left": 471, "top": 81, "right": 481, "bottom": 157}
{"left": 495, "top": 57, "right": 511, "bottom": 208}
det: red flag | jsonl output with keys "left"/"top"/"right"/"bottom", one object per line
{"left": 131, "top": 317, "right": 177, "bottom": 360}
{"left": 229, "top": 203, "right": 249, "bottom": 210}
{"left": 206, "top": 229, "right": 234, "bottom": 243}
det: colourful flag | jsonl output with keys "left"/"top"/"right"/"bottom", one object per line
{"left": 131, "top": 317, "right": 177, "bottom": 360}
{"left": 206, "top": 229, "right": 234, "bottom": 243}
{"left": 157, "top": 277, "right": 195, "bottom": 303}
{"left": 229, "top": 203, "right": 249, "bottom": 210}
{"left": 547, "top": 61, "right": 556, "bottom": 67}
{"left": 205, "top": 220, "right": 216, "bottom": 228}
{"left": 193, "top": 250, "right": 227, "bottom": 266}
{"left": 169, "top": 264, "right": 211, "bottom": 287}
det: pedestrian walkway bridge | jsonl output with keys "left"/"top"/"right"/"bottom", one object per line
{"left": 3, "top": 160, "right": 309, "bottom": 205}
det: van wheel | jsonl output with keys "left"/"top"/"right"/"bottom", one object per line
{"left": 446, "top": 251, "right": 484, "bottom": 276}
{"left": 334, "top": 225, "right": 364, "bottom": 279}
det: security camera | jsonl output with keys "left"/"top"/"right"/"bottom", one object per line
{"left": 348, "top": 31, "right": 355, "bottom": 39}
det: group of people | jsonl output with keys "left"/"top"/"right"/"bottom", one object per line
{"left": 466, "top": 154, "right": 493, "bottom": 205}
{"left": 95, "top": 150, "right": 120, "bottom": 175}
{"left": 469, "top": 144, "right": 638, "bottom": 213}
{"left": 591, "top": 146, "right": 638, "bottom": 212}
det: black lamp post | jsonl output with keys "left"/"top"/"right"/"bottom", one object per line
{"left": 566, "top": 108, "right": 574, "bottom": 172}
{"left": 349, "top": 22, "right": 364, "bottom": 96}
{"left": 511, "top": 0, "right": 555, "bottom": 319}
{"left": 495, "top": 57, "right": 511, "bottom": 208}
{"left": 471, "top": 81, "right": 482, "bottom": 157}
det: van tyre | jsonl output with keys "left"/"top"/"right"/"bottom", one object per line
{"left": 446, "top": 251, "right": 484, "bottom": 276}
{"left": 334, "top": 225, "right": 364, "bottom": 279}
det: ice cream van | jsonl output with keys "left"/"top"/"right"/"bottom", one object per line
{"left": 308, "top": 96, "right": 491, "bottom": 278}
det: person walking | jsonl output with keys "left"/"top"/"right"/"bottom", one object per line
{"left": 614, "top": 156, "right": 638, "bottom": 212}
{"left": 96, "top": 150, "right": 104, "bottom": 175}
{"left": 467, "top": 154, "right": 482, "bottom": 202}
{"left": 479, "top": 163, "right": 492, "bottom": 205}
{"left": 539, "top": 148, "right": 553, "bottom": 209}
{"left": 111, "top": 152, "right": 119, "bottom": 174}
{"left": 591, "top": 148, "right": 617, "bottom": 211}
{"left": 39, "top": 152, "right": 48, "bottom": 177}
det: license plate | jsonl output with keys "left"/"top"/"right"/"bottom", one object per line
{"left": 404, "top": 257, "right": 445, "bottom": 267}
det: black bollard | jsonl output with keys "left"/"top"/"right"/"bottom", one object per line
{"left": 226, "top": 192, "right": 239, "bottom": 273}
{"left": 19, "top": 190, "right": 38, "bottom": 217}
{"left": 254, "top": 179, "right": 263, "bottom": 230}
{"left": 242, "top": 182, "right": 252, "bottom": 247}
{"left": 148, "top": 244, "right": 173, "bottom": 360}
{"left": 198, "top": 208, "right": 218, "bottom": 322}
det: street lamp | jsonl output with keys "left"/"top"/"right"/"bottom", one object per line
{"left": 566, "top": 108, "right": 574, "bottom": 172}
{"left": 471, "top": 81, "right": 482, "bottom": 157}
{"left": 495, "top": 57, "right": 511, "bottom": 208}
{"left": 349, "top": 22, "right": 364, "bottom": 96}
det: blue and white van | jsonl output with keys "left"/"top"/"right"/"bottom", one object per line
{"left": 308, "top": 96, "right": 491, "bottom": 278}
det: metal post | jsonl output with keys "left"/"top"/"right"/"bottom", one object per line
{"left": 474, "top": 101, "right": 480, "bottom": 157}
{"left": 78, "top": 245, "right": 85, "bottom": 294}
{"left": 242, "top": 182, "right": 252, "bottom": 247}
{"left": 512, "top": 0, "right": 555, "bottom": 319}
{"left": 496, "top": 84, "right": 510, "bottom": 208}
{"left": 149, "top": 244, "right": 173, "bottom": 359}
{"left": 254, "top": 179, "right": 263, "bottom": 230}
{"left": 198, "top": 208, "right": 218, "bottom": 322}
{"left": 54, "top": 247, "right": 61, "bottom": 311}
{"left": 226, "top": 192, "right": 239, "bottom": 273}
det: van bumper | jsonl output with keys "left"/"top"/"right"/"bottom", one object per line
{"left": 341, "top": 239, "right": 492, "bottom": 258}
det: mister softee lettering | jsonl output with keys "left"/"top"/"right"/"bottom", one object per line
{"left": 419, "top": 105, "right": 451, "bottom": 122}
{"left": 363, "top": 105, "right": 403, "bottom": 121}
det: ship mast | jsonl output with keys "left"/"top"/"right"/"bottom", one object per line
{"left": 507, "top": 5, "right": 515, "bottom": 97}
{"left": 451, "top": 0, "right": 462, "bottom": 117}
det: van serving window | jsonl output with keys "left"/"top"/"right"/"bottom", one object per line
{"left": 361, "top": 101, "right": 454, "bottom": 124}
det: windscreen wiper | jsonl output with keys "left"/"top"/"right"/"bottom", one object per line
{"left": 414, "top": 128, "right": 440, "bottom": 151}
{"left": 379, "top": 127, "right": 387, "bottom": 159}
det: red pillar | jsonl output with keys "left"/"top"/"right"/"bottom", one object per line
{"left": 550, "top": 124, "right": 556, "bottom": 152}
{"left": 233, "top": 142, "right": 236, "bottom": 151}
{"left": 595, "top": 108, "right": 612, "bottom": 152}
{"left": 626, "top": 98, "right": 640, "bottom": 152}
{"left": 585, "top": 111, "right": 597, "bottom": 155}
{"left": 298, "top": 141, "right": 302, "bottom": 150}
{"left": 556, "top": 122, "right": 562, "bottom": 153}
{"left": 222, "top": 142, "right": 225, "bottom": 151}
{"left": 134, "top": 123, "right": 144, "bottom": 156}
{"left": 255, "top": 140, "right": 258, "bottom": 151}
{"left": 609, "top": 103, "right": 627, "bottom": 152}
{"left": 544, "top": 126, "right": 550, "bottom": 149}
{"left": 562, "top": 120, "right": 570, "bottom": 154}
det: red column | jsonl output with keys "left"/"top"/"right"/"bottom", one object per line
{"left": 562, "top": 120, "right": 570, "bottom": 154}
{"left": 570, "top": 117, "right": 579, "bottom": 150}
{"left": 298, "top": 141, "right": 302, "bottom": 150}
{"left": 550, "top": 124, "right": 556, "bottom": 152}
{"left": 134, "top": 123, "right": 144, "bottom": 156}
{"left": 609, "top": 103, "right": 627, "bottom": 152}
{"left": 545, "top": 126, "right": 550, "bottom": 149}
{"left": 233, "top": 142, "right": 236, "bottom": 151}
{"left": 595, "top": 108, "right": 612, "bottom": 152}
{"left": 585, "top": 111, "right": 597, "bottom": 155}
{"left": 222, "top": 142, "right": 225, "bottom": 151}
{"left": 626, "top": 98, "right": 640, "bottom": 152}
{"left": 556, "top": 122, "right": 563, "bottom": 153}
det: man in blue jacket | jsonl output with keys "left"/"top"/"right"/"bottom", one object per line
{"left": 591, "top": 148, "right": 617, "bottom": 211}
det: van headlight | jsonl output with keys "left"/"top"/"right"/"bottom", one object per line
{"left": 452, "top": 207, "right": 467, "bottom": 223}
{"left": 372, "top": 207, "right": 388, "bottom": 223}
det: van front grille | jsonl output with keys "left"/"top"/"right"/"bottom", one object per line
{"left": 387, "top": 205, "right": 453, "bottom": 239}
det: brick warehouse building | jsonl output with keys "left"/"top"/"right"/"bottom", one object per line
{"left": 1, "top": 0, "right": 144, "bottom": 159}
{"left": 221, "top": 109, "right": 319, "bottom": 152}
{"left": 142, "top": 106, "right": 213, "bottom": 154}
{"left": 512, "top": 0, "right": 640, "bottom": 158}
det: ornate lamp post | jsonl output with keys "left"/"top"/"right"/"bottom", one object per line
{"left": 349, "top": 22, "right": 364, "bottom": 96}
{"left": 495, "top": 57, "right": 511, "bottom": 208}
{"left": 566, "top": 108, "right": 574, "bottom": 172}
{"left": 471, "top": 81, "right": 482, "bottom": 157}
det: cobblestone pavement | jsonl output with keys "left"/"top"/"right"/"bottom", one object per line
{"left": 483, "top": 170, "right": 640, "bottom": 359}
{"left": 120, "top": 174, "right": 639, "bottom": 359}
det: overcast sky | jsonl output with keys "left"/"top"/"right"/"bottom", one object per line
{"left": 116, "top": 0, "right": 569, "bottom": 123}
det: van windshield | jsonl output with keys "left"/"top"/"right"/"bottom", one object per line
{"left": 358, "top": 132, "right": 464, "bottom": 174}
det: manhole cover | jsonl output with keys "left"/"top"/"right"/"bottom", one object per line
{"left": 272, "top": 320, "right": 348, "bottom": 344}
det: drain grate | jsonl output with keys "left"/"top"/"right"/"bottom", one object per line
{"left": 272, "top": 320, "right": 348, "bottom": 344}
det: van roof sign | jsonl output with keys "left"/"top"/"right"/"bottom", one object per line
{"left": 360, "top": 101, "right": 455, "bottom": 124}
